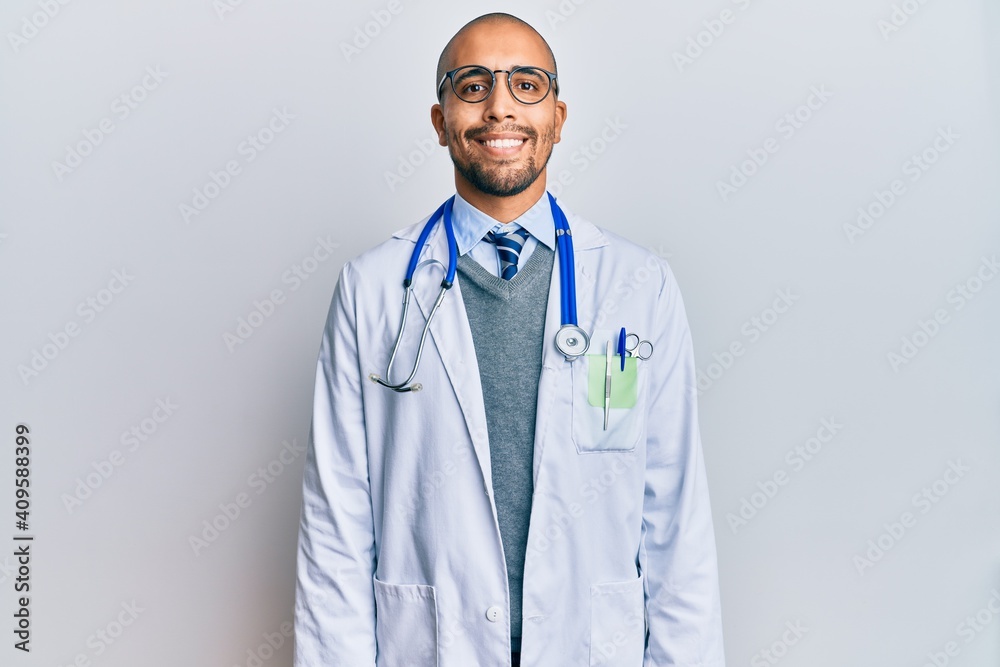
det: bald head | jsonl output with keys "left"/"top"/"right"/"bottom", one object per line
{"left": 435, "top": 13, "right": 558, "bottom": 98}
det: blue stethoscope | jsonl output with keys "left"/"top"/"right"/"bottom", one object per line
{"left": 370, "top": 191, "right": 590, "bottom": 392}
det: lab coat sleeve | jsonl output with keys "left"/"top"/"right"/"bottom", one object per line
{"left": 638, "top": 260, "right": 726, "bottom": 667}
{"left": 293, "top": 262, "right": 378, "bottom": 666}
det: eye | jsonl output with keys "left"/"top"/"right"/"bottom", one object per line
{"left": 510, "top": 69, "right": 547, "bottom": 95}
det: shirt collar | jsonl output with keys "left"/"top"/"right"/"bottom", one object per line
{"left": 451, "top": 190, "right": 556, "bottom": 256}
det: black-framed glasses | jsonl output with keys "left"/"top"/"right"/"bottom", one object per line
{"left": 437, "top": 65, "right": 559, "bottom": 105}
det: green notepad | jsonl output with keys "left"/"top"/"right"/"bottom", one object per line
{"left": 587, "top": 355, "right": 638, "bottom": 408}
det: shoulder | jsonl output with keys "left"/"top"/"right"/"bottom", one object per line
{"left": 337, "top": 214, "right": 430, "bottom": 285}
{"left": 562, "top": 204, "right": 675, "bottom": 294}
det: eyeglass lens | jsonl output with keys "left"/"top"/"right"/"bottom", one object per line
{"left": 451, "top": 66, "right": 551, "bottom": 104}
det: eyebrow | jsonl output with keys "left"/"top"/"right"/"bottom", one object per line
{"left": 454, "top": 64, "right": 546, "bottom": 76}
{"left": 454, "top": 68, "right": 487, "bottom": 83}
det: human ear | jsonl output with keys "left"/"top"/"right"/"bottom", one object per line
{"left": 431, "top": 104, "right": 447, "bottom": 146}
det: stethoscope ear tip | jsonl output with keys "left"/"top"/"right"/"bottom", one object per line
{"left": 369, "top": 373, "right": 423, "bottom": 393}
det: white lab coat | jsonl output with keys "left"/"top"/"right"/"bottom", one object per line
{"left": 293, "top": 196, "right": 726, "bottom": 667}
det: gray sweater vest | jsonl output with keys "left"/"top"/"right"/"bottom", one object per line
{"left": 455, "top": 243, "right": 554, "bottom": 653}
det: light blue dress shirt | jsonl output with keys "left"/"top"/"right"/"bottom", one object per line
{"left": 450, "top": 190, "right": 556, "bottom": 278}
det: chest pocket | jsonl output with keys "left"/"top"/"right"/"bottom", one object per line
{"left": 571, "top": 334, "right": 647, "bottom": 453}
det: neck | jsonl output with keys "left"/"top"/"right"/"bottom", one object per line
{"left": 455, "top": 172, "right": 547, "bottom": 223}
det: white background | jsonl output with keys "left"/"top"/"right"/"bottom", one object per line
{"left": 2, "top": 1, "right": 999, "bottom": 666}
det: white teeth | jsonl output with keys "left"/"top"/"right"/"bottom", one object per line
{"left": 483, "top": 138, "right": 524, "bottom": 148}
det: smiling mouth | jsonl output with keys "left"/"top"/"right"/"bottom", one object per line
{"left": 478, "top": 138, "right": 525, "bottom": 148}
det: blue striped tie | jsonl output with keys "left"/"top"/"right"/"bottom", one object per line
{"left": 485, "top": 227, "right": 531, "bottom": 280}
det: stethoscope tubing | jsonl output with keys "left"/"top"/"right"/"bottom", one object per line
{"left": 405, "top": 197, "right": 456, "bottom": 287}
{"left": 549, "top": 192, "right": 578, "bottom": 327}
{"left": 375, "top": 192, "right": 581, "bottom": 392}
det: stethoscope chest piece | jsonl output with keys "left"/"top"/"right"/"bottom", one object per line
{"left": 555, "top": 324, "right": 590, "bottom": 359}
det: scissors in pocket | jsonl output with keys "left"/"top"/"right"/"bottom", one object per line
{"left": 624, "top": 332, "right": 653, "bottom": 360}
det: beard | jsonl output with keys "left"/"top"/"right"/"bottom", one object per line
{"left": 448, "top": 125, "right": 554, "bottom": 197}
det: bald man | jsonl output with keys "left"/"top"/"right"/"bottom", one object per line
{"left": 294, "top": 12, "right": 726, "bottom": 667}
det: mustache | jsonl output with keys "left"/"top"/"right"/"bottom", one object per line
{"left": 464, "top": 125, "right": 537, "bottom": 141}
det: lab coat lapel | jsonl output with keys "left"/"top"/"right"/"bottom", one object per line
{"left": 534, "top": 206, "right": 602, "bottom": 485}
{"left": 407, "top": 221, "right": 495, "bottom": 497}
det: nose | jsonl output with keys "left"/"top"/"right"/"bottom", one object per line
{"left": 482, "top": 71, "right": 518, "bottom": 122}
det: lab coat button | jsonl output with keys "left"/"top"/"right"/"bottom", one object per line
{"left": 486, "top": 606, "right": 502, "bottom": 622}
